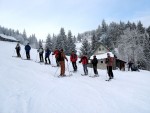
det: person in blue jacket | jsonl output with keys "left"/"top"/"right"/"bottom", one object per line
{"left": 45, "top": 47, "right": 51, "bottom": 64}
{"left": 25, "top": 43, "right": 31, "bottom": 60}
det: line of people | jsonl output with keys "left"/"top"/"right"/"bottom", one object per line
{"left": 15, "top": 43, "right": 114, "bottom": 79}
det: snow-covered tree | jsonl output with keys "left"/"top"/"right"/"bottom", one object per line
{"left": 55, "top": 28, "right": 67, "bottom": 52}
{"left": 146, "top": 26, "right": 150, "bottom": 37}
{"left": 80, "top": 39, "right": 91, "bottom": 58}
{"left": 51, "top": 34, "right": 57, "bottom": 51}
{"left": 77, "top": 33, "right": 82, "bottom": 42}
{"left": 38, "top": 39, "right": 43, "bottom": 48}
{"left": 28, "top": 34, "right": 38, "bottom": 49}
{"left": 118, "top": 28, "right": 146, "bottom": 66}
{"left": 66, "top": 30, "right": 76, "bottom": 55}
{"left": 91, "top": 34, "right": 98, "bottom": 52}
{"left": 137, "top": 21, "right": 145, "bottom": 34}
{"left": 45, "top": 34, "right": 52, "bottom": 50}
{"left": 143, "top": 33, "right": 150, "bottom": 70}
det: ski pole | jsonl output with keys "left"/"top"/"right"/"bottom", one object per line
{"left": 90, "top": 64, "right": 93, "bottom": 76}
{"left": 54, "top": 66, "right": 59, "bottom": 77}
{"left": 21, "top": 51, "right": 25, "bottom": 59}
{"left": 67, "top": 62, "right": 72, "bottom": 76}
{"left": 12, "top": 50, "right": 15, "bottom": 57}
{"left": 35, "top": 52, "right": 38, "bottom": 62}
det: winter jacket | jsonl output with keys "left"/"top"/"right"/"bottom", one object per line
{"left": 53, "top": 50, "right": 59, "bottom": 58}
{"left": 80, "top": 56, "right": 88, "bottom": 65}
{"left": 45, "top": 49, "right": 51, "bottom": 57}
{"left": 70, "top": 54, "right": 77, "bottom": 62}
{"left": 38, "top": 47, "right": 44, "bottom": 54}
{"left": 92, "top": 58, "right": 98, "bottom": 66}
{"left": 105, "top": 57, "right": 113, "bottom": 66}
{"left": 15, "top": 45, "right": 21, "bottom": 51}
{"left": 58, "top": 52, "right": 68, "bottom": 62}
{"left": 25, "top": 45, "right": 31, "bottom": 52}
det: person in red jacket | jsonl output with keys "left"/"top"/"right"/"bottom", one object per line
{"left": 52, "top": 48, "right": 60, "bottom": 66}
{"left": 79, "top": 54, "right": 88, "bottom": 75}
{"left": 105, "top": 53, "right": 114, "bottom": 80}
{"left": 70, "top": 51, "right": 78, "bottom": 72}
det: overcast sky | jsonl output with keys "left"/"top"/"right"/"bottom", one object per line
{"left": 0, "top": 0, "right": 150, "bottom": 39}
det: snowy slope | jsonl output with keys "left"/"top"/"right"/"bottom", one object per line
{"left": 0, "top": 41, "right": 150, "bottom": 113}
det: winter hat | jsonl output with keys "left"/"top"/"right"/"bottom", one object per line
{"left": 107, "top": 53, "right": 110, "bottom": 56}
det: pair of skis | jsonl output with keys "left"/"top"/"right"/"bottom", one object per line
{"left": 57, "top": 74, "right": 72, "bottom": 78}
{"left": 12, "top": 56, "right": 33, "bottom": 61}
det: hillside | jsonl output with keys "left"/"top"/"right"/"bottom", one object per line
{"left": 0, "top": 41, "right": 150, "bottom": 113}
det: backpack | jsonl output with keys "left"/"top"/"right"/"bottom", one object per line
{"left": 57, "top": 51, "right": 62, "bottom": 62}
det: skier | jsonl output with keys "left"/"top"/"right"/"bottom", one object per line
{"left": 15, "top": 43, "right": 21, "bottom": 57}
{"left": 45, "top": 47, "right": 51, "bottom": 64}
{"left": 25, "top": 43, "right": 31, "bottom": 60}
{"left": 57, "top": 49, "right": 68, "bottom": 77}
{"left": 52, "top": 48, "right": 60, "bottom": 66}
{"left": 79, "top": 54, "right": 88, "bottom": 75}
{"left": 105, "top": 53, "right": 114, "bottom": 80}
{"left": 91, "top": 55, "right": 99, "bottom": 76}
{"left": 70, "top": 51, "right": 78, "bottom": 72}
{"left": 128, "top": 61, "right": 133, "bottom": 71}
{"left": 37, "top": 46, "right": 44, "bottom": 62}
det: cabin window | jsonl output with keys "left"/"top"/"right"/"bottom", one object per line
{"left": 99, "top": 48, "right": 101, "bottom": 51}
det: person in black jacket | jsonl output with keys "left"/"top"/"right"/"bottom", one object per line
{"left": 15, "top": 43, "right": 21, "bottom": 57}
{"left": 25, "top": 43, "right": 31, "bottom": 60}
{"left": 91, "top": 55, "right": 99, "bottom": 76}
{"left": 45, "top": 47, "right": 51, "bottom": 64}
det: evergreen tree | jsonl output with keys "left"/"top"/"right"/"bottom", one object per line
{"left": 28, "top": 34, "right": 38, "bottom": 49}
{"left": 77, "top": 33, "right": 82, "bottom": 42}
{"left": 22, "top": 29, "right": 28, "bottom": 40}
{"left": 80, "top": 39, "right": 91, "bottom": 58}
{"left": 137, "top": 21, "right": 145, "bottom": 34}
{"left": 125, "top": 21, "right": 132, "bottom": 29}
{"left": 51, "top": 34, "right": 57, "bottom": 51}
{"left": 101, "top": 19, "right": 108, "bottom": 34}
{"left": 146, "top": 26, "right": 150, "bottom": 37}
{"left": 66, "top": 30, "right": 76, "bottom": 55}
{"left": 45, "top": 34, "right": 52, "bottom": 50}
{"left": 95, "top": 25, "right": 102, "bottom": 40}
{"left": 143, "top": 33, "right": 150, "bottom": 70}
{"left": 56, "top": 28, "right": 67, "bottom": 52}
{"left": 38, "top": 39, "right": 43, "bottom": 48}
{"left": 73, "top": 36, "right": 76, "bottom": 43}
{"left": 91, "top": 34, "right": 98, "bottom": 52}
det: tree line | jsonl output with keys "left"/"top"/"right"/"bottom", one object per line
{"left": 79, "top": 20, "right": 150, "bottom": 70}
{"left": 0, "top": 20, "right": 150, "bottom": 70}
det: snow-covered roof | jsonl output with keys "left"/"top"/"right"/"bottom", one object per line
{"left": 0, "top": 34, "right": 18, "bottom": 41}
{"left": 90, "top": 52, "right": 114, "bottom": 59}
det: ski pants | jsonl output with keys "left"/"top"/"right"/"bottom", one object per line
{"left": 26, "top": 51, "right": 30, "bottom": 59}
{"left": 83, "top": 64, "right": 88, "bottom": 75}
{"left": 72, "top": 62, "right": 77, "bottom": 71}
{"left": 45, "top": 56, "right": 50, "bottom": 64}
{"left": 93, "top": 65, "right": 98, "bottom": 75}
{"left": 39, "top": 53, "right": 44, "bottom": 62}
{"left": 16, "top": 50, "right": 21, "bottom": 57}
{"left": 56, "top": 57, "right": 59, "bottom": 66}
{"left": 107, "top": 66, "right": 114, "bottom": 79}
{"left": 60, "top": 61, "right": 65, "bottom": 76}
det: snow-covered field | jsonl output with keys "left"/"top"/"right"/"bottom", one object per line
{"left": 0, "top": 41, "right": 150, "bottom": 113}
